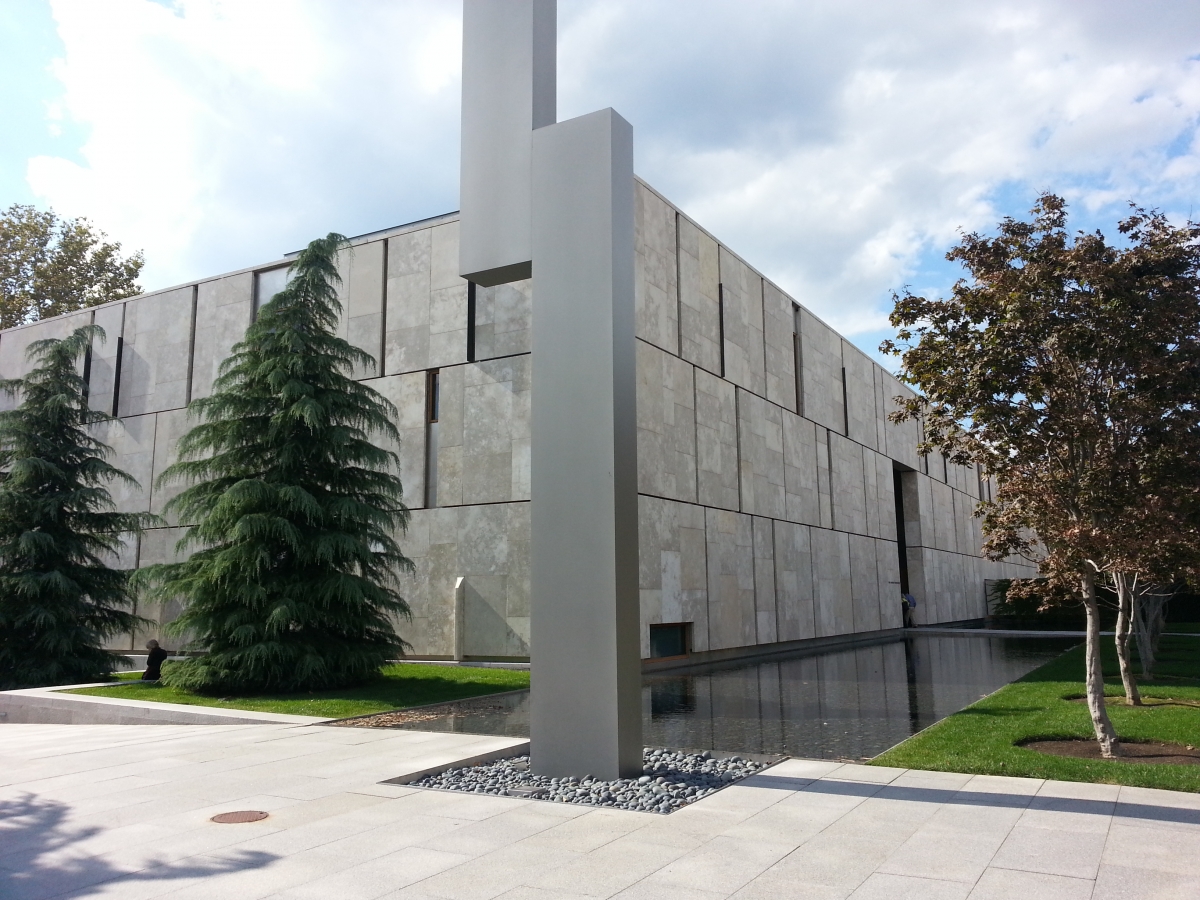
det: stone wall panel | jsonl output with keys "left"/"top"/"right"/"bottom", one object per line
{"left": 135, "top": 526, "right": 192, "bottom": 647}
{"left": 773, "top": 520, "right": 816, "bottom": 642}
{"left": 0, "top": 312, "right": 93, "bottom": 412}
{"left": 342, "top": 240, "right": 386, "bottom": 379}
{"left": 88, "top": 304, "right": 126, "bottom": 415}
{"left": 763, "top": 282, "right": 797, "bottom": 411}
{"left": 842, "top": 340, "right": 878, "bottom": 451}
{"left": 92, "top": 413, "right": 155, "bottom": 514}
{"left": 677, "top": 217, "right": 721, "bottom": 375}
{"left": 118, "top": 288, "right": 195, "bottom": 416}
{"left": 829, "top": 432, "right": 867, "bottom": 536}
{"left": 191, "top": 274, "right": 252, "bottom": 400}
{"left": 798, "top": 308, "right": 845, "bottom": 435}
{"left": 694, "top": 368, "right": 740, "bottom": 511}
{"left": 753, "top": 517, "right": 777, "bottom": 644}
{"left": 782, "top": 411, "right": 821, "bottom": 526}
{"left": 638, "top": 496, "right": 709, "bottom": 656}
{"left": 849, "top": 534, "right": 881, "bottom": 632}
{"left": 736, "top": 389, "right": 785, "bottom": 519}
{"left": 717, "top": 247, "right": 766, "bottom": 398}
{"left": 635, "top": 182, "right": 678, "bottom": 353}
{"left": 637, "top": 340, "right": 697, "bottom": 503}
{"left": 149, "top": 408, "right": 194, "bottom": 525}
{"left": 811, "top": 527, "right": 852, "bottom": 637}
{"left": 398, "top": 502, "right": 531, "bottom": 658}
{"left": 384, "top": 223, "right": 468, "bottom": 376}
{"left": 368, "top": 371, "right": 428, "bottom": 511}
{"left": 474, "top": 279, "right": 531, "bottom": 359}
{"left": 705, "top": 507, "right": 756, "bottom": 650}
{"left": 876, "top": 538, "right": 904, "bottom": 629}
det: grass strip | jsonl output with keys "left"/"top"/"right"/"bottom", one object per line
{"left": 873, "top": 634, "right": 1200, "bottom": 792}
{"left": 66, "top": 663, "right": 530, "bottom": 719}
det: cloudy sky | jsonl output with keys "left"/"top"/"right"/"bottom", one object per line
{"left": 3, "top": 0, "right": 1199, "bottom": 364}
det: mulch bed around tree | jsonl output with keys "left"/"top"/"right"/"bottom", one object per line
{"left": 1065, "top": 694, "right": 1200, "bottom": 709}
{"left": 1022, "top": 739, "right": 1200, "bottom": 765}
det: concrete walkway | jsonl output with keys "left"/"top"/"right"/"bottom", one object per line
{"left": 0, "top": 685, "right": 333, "bottom": 726}
{"left": 1, "top": 724, "right": 1197, "bottom": 900}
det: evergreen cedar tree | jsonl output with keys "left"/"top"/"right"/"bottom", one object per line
{"left": 0, "top": 325, "right": 155, "bottom": 689}
{"left": 883, "top": 194, "right": 1200, "bottom": 759}
{"left": 0, "top": 204, "right": 143, "bottom": 330}
{"left": 143, "top": 234, "right": 414, "bottom": 694}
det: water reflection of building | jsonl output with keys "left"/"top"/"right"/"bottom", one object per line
{"left": 644, "top": 636, "right": 1071, "bottom": 759}
{"left": 374, "top": 635, "right": 1072, "bottom": 758}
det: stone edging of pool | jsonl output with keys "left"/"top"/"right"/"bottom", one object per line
{"left": 0, "top": 684, "right": 332, "bottom": 726}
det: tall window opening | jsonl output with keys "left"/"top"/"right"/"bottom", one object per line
{"left": 466, "top": 282, "right": 477, "bottom": 363}
{"left": 110, "top": 336, "right": 124, "bottom": 417}
{"left": 717, "top": 283, "right": 726, "bottom": 378}
{"left": 893, "top": 468, "right": 912, "bottom": 595}
{"left": 424, "top": 369, "right": 440, "bottom": 508}
{"left": 792, "top": 304, "right": 803, "bottom": 416}
{"left": 841, "top": 366, "right": 849, "bottom": 435}
{"left": 81, "top": 344, "right": 92, "bottom": 402}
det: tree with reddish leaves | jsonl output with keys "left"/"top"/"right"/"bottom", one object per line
{"left": 883, "top": 194, "right": 1200, "bottom": 758}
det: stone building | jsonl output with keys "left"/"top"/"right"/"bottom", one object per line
{"left": 0, "top": 180, "right": 1034, "bottom": 665}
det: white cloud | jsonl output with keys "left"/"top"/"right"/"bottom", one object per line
{"left": 28, "top": 0, "right": 462, "bottom": 288}
{"left": 24, "top": 0, "right": 1200, "bottom": 355}
{"left": 563, "top": 0, "right": 1200, "bottom": 341}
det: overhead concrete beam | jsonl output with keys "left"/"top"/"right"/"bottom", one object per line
{"left": 459, "top": 0, "right": 556, "bottom": 287}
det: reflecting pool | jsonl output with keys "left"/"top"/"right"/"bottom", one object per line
{"left": 379, "top": 634, "right": 1077, "bottom": 759}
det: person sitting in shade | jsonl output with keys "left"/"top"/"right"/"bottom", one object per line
{"left": 142, "top": 640, "right": 168, "bottom": 681}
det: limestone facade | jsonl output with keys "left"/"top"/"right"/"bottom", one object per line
{"left": 0, "top": 187, "right": 1034, "bottom": 661}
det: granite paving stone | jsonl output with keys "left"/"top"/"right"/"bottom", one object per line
{"left": 1091, "top": 863, "right": 1200, "bottom": 900}
{"left": 965, "top": 868, "right": 1094, "bottom": 900}
{"left": 989, "top": 825, "right": 1108, "bottom": 880}
{"left": 2, "top": 723, "right": 1199, "bottom": 900}
{"left": 847, "top": 872, "right": 971, "bottom": 900}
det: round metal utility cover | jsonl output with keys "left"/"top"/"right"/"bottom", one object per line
{"left": 210, "top": 810, "right": 269, "bottom": 824}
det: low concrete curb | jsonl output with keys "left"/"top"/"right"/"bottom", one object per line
{"left": 380, "top": 740, "right": 532, "bottom": 785}
{"left": 0, "top": 685, "right": 331, "bottom": 726}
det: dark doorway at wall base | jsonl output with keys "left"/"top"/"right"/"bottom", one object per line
{"left": 649, "top": 623, "right": 691, "bottom": 660}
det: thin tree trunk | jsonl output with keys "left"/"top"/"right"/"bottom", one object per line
{"left": 1134, "top": 588, "right": 1169, "bottom": 679}
{"left": 1132, "top": 590, "right": 1154, "bottom": 679}
{"left": 1113, "top": 572, "right": 1142, "bottom": 706}
{"left": 1082, "top": 569, "right": 1121, "bottom": 757}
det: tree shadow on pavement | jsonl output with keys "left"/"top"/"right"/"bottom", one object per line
{"left": 0, "top": 793, "right": 277, "bottom": 900}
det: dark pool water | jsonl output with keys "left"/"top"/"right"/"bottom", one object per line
{"left": 384, "top": 634, "right": 1078, "bottom": 760}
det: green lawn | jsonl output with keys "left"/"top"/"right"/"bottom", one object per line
{"left": 873, "top": 634, "right": 1200, "bottom": 791}
{"left": 66, "top": 663, "right": 530, "bottom": 719}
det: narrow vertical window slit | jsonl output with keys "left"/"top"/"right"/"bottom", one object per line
{"left": 841, "top": 366, "right": 849, "bottom": 435}
{"left": 717, "top": 283, "right": 726, "bottom": 378}
{"left": 466, "top": 282, "right": 476, "bottom": 363}
{"left": 111, "top": 336, "right": 124, "bottom": 417}
{"left": 424, "top": 369, "right": 440, "bottom": 508}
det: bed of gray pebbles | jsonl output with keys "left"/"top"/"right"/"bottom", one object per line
{"left": 410, "top": 748, "right": 771, "bottom": 814}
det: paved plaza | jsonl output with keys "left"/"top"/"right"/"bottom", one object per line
{"left": 2, "top": 723, "right": 1198, "bottom": 900}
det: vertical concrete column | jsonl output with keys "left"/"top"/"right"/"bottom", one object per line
{"left": 530, "top": 109, "right": 642, "bottom": 779}
{"left": 459, "top": 0, "right": 556, "bottom": 286}
{"left": 453, "top": 577, "right": 466, "bottom": 661}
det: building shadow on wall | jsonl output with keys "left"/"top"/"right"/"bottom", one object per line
{"left": 0, "top": 794, "right": 276, "bottom": 898}
{"left": 462, "top": 578, "right": 528, "bottom": 658}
